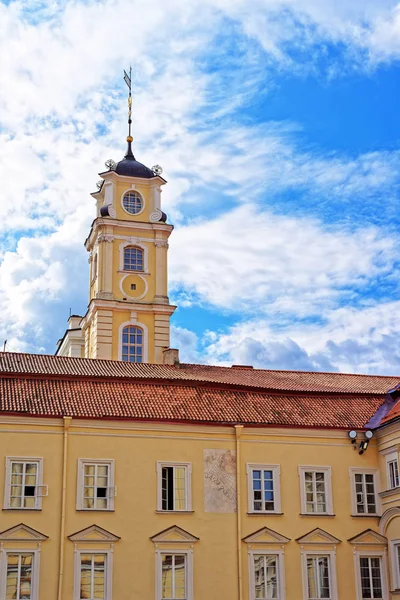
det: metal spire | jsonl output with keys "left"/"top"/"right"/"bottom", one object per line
{"left": 123, "top": 66, "right": 134, "bottom": 159}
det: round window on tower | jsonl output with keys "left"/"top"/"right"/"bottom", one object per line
{"left": 122, "top": 191, "right": 143, "bottom": 215}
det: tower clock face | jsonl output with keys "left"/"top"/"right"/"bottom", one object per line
{"left": 122, "top": 191, "right": 143, "bottom": 215}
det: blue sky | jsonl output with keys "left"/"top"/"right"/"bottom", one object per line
{"left": 1, "top": 0, "right": 400, "bottom": 373}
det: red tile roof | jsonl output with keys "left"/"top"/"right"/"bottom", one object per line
{"left": 380, "top": 399, "right": 400, "bottom": 425}
{"left": 0, "top": 378, "right": 384, "bottom": 429}
{"left": 0, "top": 352, "right": 398, "bottom": 394}
{"left": 0, "top": 352, "right": 397, "bottom": 428}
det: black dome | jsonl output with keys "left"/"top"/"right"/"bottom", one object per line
{"left": 115, "top": 141, "right": 155, "bottom": 179}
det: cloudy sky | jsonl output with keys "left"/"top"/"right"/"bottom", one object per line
{"left": 1, "top": 0, "right": 400, "bottom": 374}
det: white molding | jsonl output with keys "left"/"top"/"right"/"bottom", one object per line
{"left": 0, "top": 547, "right": 41, "bottom": 600}
{"left": 301, "top": 550, "right": 338, "bottom": 600}
{"left": 119, "top": 273, "right": 148, "bottom": 300}
{"left": 384, "top": 449, "right": 399, "bottom": 490}
{"left": 243, "top": 527, "right": 290, "bottom": 545}
{"left": 151, "top": 526, "right": 199, "bottom": 544}
{"left": 68, "top": 524, "right": 120, "bottom": 543}
{"left": 76, "top": 459, "right": 115, "bottom": 511}
{"left": 156, "top": 461, "right": 192, "bottom": 512}
{"left": 73, "top": 549, "right": 113, "bottom": 600}
{"left": 353, "top": 548, "right": 389, "bottom": 600}
{"left": 248, "top": 549, "right": 286, "bottom": 600}
{"left": 298, "top": 465, "right": 333, "bottom": 515}
{"left": 246, "top": 463, "right": 281, "bottom": 514}
{"left": 349, "top": 467, "right": 381, "bottom": 517}
{"left": 380, "top": 506, "right": 400, "bottom": 535}
{"left": 390, "top": 538, "right": 400, "bottom": 590}
{"left": 155, "top": 549, "right": 193, "bottom": 600}
{"left": 120, "top": 188, "right": 145, "bottom": 217}
{"left": 3, "top": 456, "right": 44, "bottom": 510}
{"left": 118, "top": 319, "right": 148, "bottom": 363}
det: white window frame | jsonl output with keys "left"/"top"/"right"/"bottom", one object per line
{"left": 298, "top": 466, "right": 333, "bottom": 515}
{"left": 120, "top": 188, "right": 145, "bottom": 217}
{"left": 301, "top": 550, "right": 338, "bottom": 600}
{"left": 73, "top": 549, "right": 112, "bottom": 600}
{"left": 0, "top": 548, "right": 41, "bottom": 600}
{"left": 156, "top": 462, "right": 192, "bottom": 512}
{"left": 118, "top": 320, "right": 148, "bottom": 363}
{"left": 246, "top": 464, "right": 281, "bottom": 514}
{"left": 155, "top": 549, "right": 193, "bottom": 600}
{"left": 349, "top": 468, "right": 380, "bottom": 516}
{"left": 3, "top": 457, "right": 47, "bottom": 510}
{"left": 119, "top": 240, "right": 148, "bottom": 273}
{"left": 76, "top": 459, "right": 116, "bottom": 511}
{"left": 390, "top": 539, "right": 400, "bottom": 591}
{"left": 354, "top": 550, "right": 388, "bottom": 600}
{"left": 249, "top": 550, "right": 286, "bottom": 600}
{"left": 384, "top": 449, "right": 400, "bottom": 490}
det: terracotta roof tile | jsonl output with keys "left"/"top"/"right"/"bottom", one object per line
{"left": 0, "top": 378, "right": 384, "bottom": 428}
{"left": 0, "top": 352, "right": 398, "bottom": 395}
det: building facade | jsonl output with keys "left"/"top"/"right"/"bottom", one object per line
{"left": 2, "top": 128, "right": 400, "bottom": 600}
{"left": 0, "top": 355, "right": 400, "bottom": 599}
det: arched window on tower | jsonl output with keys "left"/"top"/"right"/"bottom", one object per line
{"left": 121, "top": 325, "right": 144, "bottom": 363}
{"left": 123, "top": 246, "right": 144, "bottom": 271}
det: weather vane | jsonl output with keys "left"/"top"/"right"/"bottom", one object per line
{"left": 123, "top": 66, "right": 133, "bottom": 141}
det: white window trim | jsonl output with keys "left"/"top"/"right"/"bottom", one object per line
{"left": 390, "top": 539, "right": 400, "bottom": 591}
{"left": 155, "top": 549, "right": 193, "bottom": 600}
{"left": 118, "top": 319, "right": 148, "bottom": 363}
{"left": 3, "top": 457, "right": 46, "bottom": 510}
{"left": 156, "top": 462, "right": 192, "bottom": 512}
{"left": 73, "top": 549, "right": 113, "bottom": 600}
{"left": 248, "top": 549, "right": 286, "bottom": 600}
{"left": 246, "top": 464, "right": 281, "bottom": 514}
{"left": 0, "top": 547, "right": 41, "bottom": 600}
{"left": 76, "top": 459, "right": 116, "bottom": 511}
{"left": 353, "top": 549, "right": 388, "bottom": 600}
{"left": 349, "top": 468, "right": 381, "bottom": 517}
{"left": 298, "top": 466, "right": 333, "bottom": 515}
{"left": 119, "top": 240, "right": 148, "bottom": 273}
{"left": 383, "top": 448, "right": 400, "bottom": 490}
{"left": 301, "top": 550, "right": 338, "bottom": 600}
{"left": 120, "top": 187, "right": 145, "bottom": 217}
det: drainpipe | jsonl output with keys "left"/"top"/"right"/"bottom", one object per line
{"left": 235, "top": 425, "right": 244, "bottom": 600}
{"left": 58, "top": 416, "right": 72, "bottom": 600}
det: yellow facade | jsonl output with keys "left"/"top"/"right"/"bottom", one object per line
{"left": 1, "top": 414, "right": 400, "bottom": 599}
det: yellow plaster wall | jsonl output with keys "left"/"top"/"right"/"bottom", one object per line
{"left": 114, "top": 180, "right": 154, "bottom": 222}
{"left": 0, "top": 418, "right": 390, "bottom": 600}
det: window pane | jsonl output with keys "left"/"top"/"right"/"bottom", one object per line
{"left": 161, "top": 554, "right": 186, "bottom": 599}
{"left": 7, "top": 554, "right": 33, "bottom": 600}
{"left": 121, "top": 325, "right": 144, "bottom": 363}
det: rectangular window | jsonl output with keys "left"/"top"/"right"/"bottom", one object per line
{"left": 253, "top": 554, "right": 280, "bottom": 599}
{"left": 388, "top": 459, "right": 399, "bottom": 489}
{"left": 391, "top": 542, "right": 400, "bottom": 591}
{"left": 157, "top": 463, "right": 192, "bottom": 512}
{"left": 80, "top": 554, "right": 106, "bottom": 600}
{"left": 351, "top": 470, "right": 379, "bottom": 515}
{"left": 4, "top": 458, "right": 46, "bottom": 510}
{"left": 359, "top": 557, "right": 383, "bottom": 599}
{"left": 247, "top": 465, "right": 281, "bottom": 514}
{"left": 77, "top": 460, "right": 115, "bottom": 511}
{"left": 299, "top": 467, "right": 332, "bottom": 515}
{"left": 161, "top": 554, "right": 186, "bottom": 599}
{"left": 5, "top": 553, "right": 34, "bottom": 600}
{"left": 307, "top": 555, "right": 331, "bottom": 600}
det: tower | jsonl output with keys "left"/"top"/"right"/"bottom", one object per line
{"left": 56, "top": 73, "right": 177, "bottom": 364}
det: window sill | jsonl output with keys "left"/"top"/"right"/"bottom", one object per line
{"left": 76, "top": 509, "right": 115, "bottom": 512}
{"left": 390, "top": 590, "right": 400, "bottom": 595}
{"left": 379, "top": 487, "right": 400, "bottom": 498}
{"left": 299, "top": 513, "right": 335, "bottom": 517}
{"left": 3, "top": 507, "right": 41, "bottom": 511}
{"left": 118, "top": 270, "right": 149, "bottom": 276}
{"left": 351, "top": 514, "right": 380, "bottom": 518}
{"left": 155, "top": 510, "right": 195, "bottom": 514}
{"left": 247, "top": 512, "right": 283, "bottom": 516}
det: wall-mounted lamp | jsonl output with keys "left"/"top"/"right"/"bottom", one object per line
{"left": 359, "top": 430, "right": 374, "bottom": 455}
{"left": 348, "top": 430, "right": 357, "bottom": 446}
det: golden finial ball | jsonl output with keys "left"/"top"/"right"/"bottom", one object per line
{"left": 126, "top": 135, "right": 133, "bottom": 143}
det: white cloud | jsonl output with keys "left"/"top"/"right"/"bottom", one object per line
{"left": 170, "top": 204, "right": 397, "bottom": 315}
